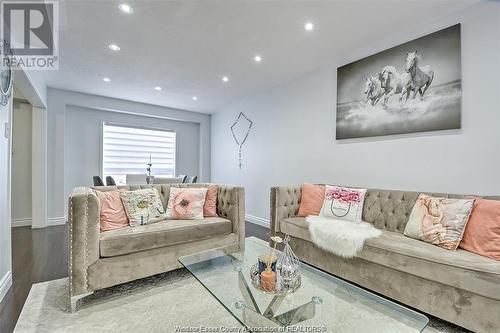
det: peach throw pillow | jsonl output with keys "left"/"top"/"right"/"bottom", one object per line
{"left": 95, "top": 190, "right": 129, "bottom": 232}
{"left": 165, "top": 188, "right": 208, "bottom": 220}
{"left": 297, "top": 183, "right": 325, "bottom": 217}
{"left": 460, "top": 198, "right": 500, "bottom": 260}
{"left": 203, "top": 185, "right": 218, "bottom": 217}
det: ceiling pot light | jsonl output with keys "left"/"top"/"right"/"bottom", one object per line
{"left": 192, "top": 96, "right": 198, "bottom": 101}
{"left": 154, "top": 86, "right": 162, "bottom": 91}
{"left": 254, "top": 55, "right": 262, "bottom": 63}
{"left": 108, "top": 43, "right": 120, "bottom": 51}
{"left": 222, "top": 76, "right": 229, "bottom": 83}
{"left": 103, "top": 77, "right": 111, "bottom": 82}
{"left": 118, "top": 3, "right": 133, "bottom": 14}
{"left": 304, "top": 22, "right": 315, "bottom": 31}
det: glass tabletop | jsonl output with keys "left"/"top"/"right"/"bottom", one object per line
{"left": 179, "top": 237, "right": 428, "bottom": 333}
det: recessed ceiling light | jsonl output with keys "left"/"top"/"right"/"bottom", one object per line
{"left": 154, "top": 86, "right": 162, "bottom": 91}
{"left": 222, "top": 76, "right": 229, "bottom": 83}
{"left": 304, "top": 22, "right": 315, "bottom": 31}
{"left": 192, "top": 96, "right": 198, "bottom": 101}
{"left": 118, "top": 3, "right": 133, "bottom": 14}
{"left": 108, "top": 43, "right": 120, "bottom": 51}
{"left": 103, "top": 77, "right": 111, "bottom": 82}
{"left": 254, "top": 55, "right": 262, "bottom": 63}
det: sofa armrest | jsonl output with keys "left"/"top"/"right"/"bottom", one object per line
{"left": 68, "top": 187, "right": 100, "bottom": 297}
{"left": 217, "top": 185, "right": 245, "bottom": 249}
{"left": 270, "top": 186, "right": 302, "bottom": 233}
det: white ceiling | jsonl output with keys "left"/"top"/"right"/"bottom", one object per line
{"left": 47, "top": 0, "right": 477, "bottom": 114}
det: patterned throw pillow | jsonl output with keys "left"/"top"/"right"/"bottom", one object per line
{"left": 166, "top": 188, "right": 208, "bottom": 220}
{"left": 319, "top": 186, "right": 367, "bottom": 223}
{"left": 120, "top": 188, "right": 166, "bottom": 226}
{"left": 404, "top": 194, "right": 475, "bottom": 250}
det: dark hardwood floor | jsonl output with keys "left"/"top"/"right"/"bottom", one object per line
{"left": 0, "top": 222, "right": 270, "bottom": 333}
{"left": 0, "top": 225, "right": 69, "bottom": 333}
{"left": 245, "top": 221, "right": 271, "bottom": 241}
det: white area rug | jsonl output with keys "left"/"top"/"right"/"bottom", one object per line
{"left": 15, "top": 269, "right": 470, "bottom": 333}
{"left": 307, "top": 216, "right": 382, "bottom": 258}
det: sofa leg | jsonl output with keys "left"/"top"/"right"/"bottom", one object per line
{"left": 70, "top": 292, "right": 93, "bottom": 313}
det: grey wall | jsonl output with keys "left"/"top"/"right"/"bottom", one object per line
{"left": 211, "top": 3, "right": 500, "bottom": 224}
{"left": 48, "top": 88, "right": 211, "bottom": 221}
{"left": 64, "top": 105, "right": 200, "bottom": 197}
{"left": 0, "top": 95, "right": 12, "bottom": 300}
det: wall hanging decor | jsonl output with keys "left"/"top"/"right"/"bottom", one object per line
{"left": 0, "top": 40, "right": 13, "bottom": 106}
{"left": 336, "top": 24, "right": 461, "bottom": 140}
{"left": 230, "top": 112, "right": 253, "bottom": 169}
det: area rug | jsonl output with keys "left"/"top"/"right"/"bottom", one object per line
{"left": 15, "top": 269, "right": 470, "bottom": 333}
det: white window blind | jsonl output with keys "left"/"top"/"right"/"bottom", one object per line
{"left": 102, "top": 123, "right": 176, "bottom": 184}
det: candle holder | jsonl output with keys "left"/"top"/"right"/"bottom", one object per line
{"left": 249, "top": 235, "right": 301, "bottom": 294}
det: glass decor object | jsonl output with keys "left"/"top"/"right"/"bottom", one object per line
{"left": 276, "top": 235, "right": 301, "bottom": 292}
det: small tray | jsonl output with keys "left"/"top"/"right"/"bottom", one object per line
{"left": 249, "top": 263, "right": 301, "bottom": 295}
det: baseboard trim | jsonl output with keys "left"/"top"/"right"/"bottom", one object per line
{"left": 245, "top": 214, "right": 270, "bottom": 228}
{"left": 11, "top": 217, "right": 32, "bottom": 227}
{"left": 48, "top": 216, "right": 67, "bottom": 226}
{"left": 0, "top": 271, "right": 12, "bottom": 304}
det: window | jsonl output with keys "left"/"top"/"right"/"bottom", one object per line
{"left": 102, "top": 123, "right": 176, "bottom": 184}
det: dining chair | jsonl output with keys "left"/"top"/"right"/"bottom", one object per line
{"left": 93, "top": 176, "right": 105, "bottom": 186}
{"left": 106, "top": 176, "right": 116, "bottom": 186}
{"left": 126, "top": 174, "right": 148, "bottom": 185}
{"left": 153, "top": 176, "right": 184, "bottom": 184}
{"left": 184, "top": 175, "right": 198, "bottom": 183}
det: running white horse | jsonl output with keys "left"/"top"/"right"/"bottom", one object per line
{"left": 379, "top": 66, "right": 412, "bottom": 104}
{"left": 406, "top": 51, "right": 434, "bottom": 99}
{"left": 364, "top": 76, "right": 384, "bottom": 106}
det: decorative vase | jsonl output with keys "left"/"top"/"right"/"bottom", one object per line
{"left": 276, "top": 235, "right": 301, "bottom": 292}
{"left": 260, "top": 268, "right": 276, "bottom": 292}
{"left": 258, "top": 254, "right": 276, "bottom": 273}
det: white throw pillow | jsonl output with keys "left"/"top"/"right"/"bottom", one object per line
{"left": 165, "top": 188, "right": 208, "bottom": 220}
{"left": 319, "top": 186, "right": 367, "bottom": 223}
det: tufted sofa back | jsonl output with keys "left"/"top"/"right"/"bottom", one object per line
{"left": 92, "top": 183, "right": 236, "bottom": 219}
{"left": 271, "top": 185, "right": 500, "bottom": 234}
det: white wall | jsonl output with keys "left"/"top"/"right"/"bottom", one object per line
{"left": 11, "top": 100, "right": 32, "bottom": 226}
{"left": 0, "top": 95, "right": 12, "bottom": 302}
{"left": 211, "top": 3, "right": 500, "bottom": 224}
{"left": 48, "top": 88, "right": 211, "bottom": 222}
{"left": 64, "top": 105, "right": 200, "bottom": 197}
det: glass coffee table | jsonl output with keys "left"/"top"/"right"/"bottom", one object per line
{"left": 179, "top": 237, "right": 428, "bottom": 332}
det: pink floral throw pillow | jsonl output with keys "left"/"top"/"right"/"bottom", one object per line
{"left": 319, "top": 186, "right": 367, "bottom": 223}
{"left": 166, "top": 188, "right": 208, "bottom": 220}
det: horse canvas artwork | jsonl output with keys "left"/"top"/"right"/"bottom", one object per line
{"left": 336, "top": 24, "right": 461, "bottom": 139}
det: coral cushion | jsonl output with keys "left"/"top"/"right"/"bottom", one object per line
{"left": 297, "top": 183, "right": 325, "bottom": 217}
{"left": 203, "top": 185, "right": 218, "bottom": 217}
{"left": 460, "top": 198, "right": 500, "bottom": 260}
{"left": 95, "top": 190, "right": 129, "bottom": 232}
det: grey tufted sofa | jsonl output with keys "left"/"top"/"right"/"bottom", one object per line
{"left": 69, "top": 183, "right": 244, "bottom": 312}
{"left": 271, "top": 186, "right": 500, "bottom": 333}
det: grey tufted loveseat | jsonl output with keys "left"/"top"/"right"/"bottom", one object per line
{"left": 68, "top": 183, "right": 244, "bottom": 312}
{"left": 271, "top": 186, "right": 500, "bottom": 333}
